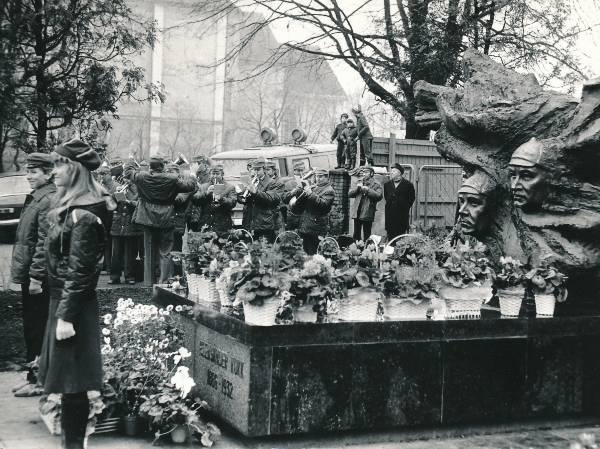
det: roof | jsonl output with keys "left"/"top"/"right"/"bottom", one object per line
{"left": 212, "top": 143, "right": 337, "bottom": 159}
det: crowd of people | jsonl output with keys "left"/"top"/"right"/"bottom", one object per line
{"left": 330, "top": 105, "right": 374, "bottom": 169}
{"left": 7, "top": 132, "right": 416, "bottom": 448}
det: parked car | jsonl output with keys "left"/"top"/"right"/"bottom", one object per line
{"left": 0, "top": 173, "right": 31, "bottom": 229}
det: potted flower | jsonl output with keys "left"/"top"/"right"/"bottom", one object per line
{"left": 383, "top": 234, "right": 437, "bottom": 283}
{"left": 184, "top": 227, "right": 223, "bottom": 304}
{"left": 492, "top": 256, "right": 528, "bottom": 317}
{"left": 526, "top": 257, "right": 568, "bottom": 317}
{"left": 139, "top": 366, "right": 220, "bottom": 446}
{"left": 288, "top": 254, "right": 334, "bottom": 323}
{"left": 439, "top": 242, "right": 493, "bottom": 319}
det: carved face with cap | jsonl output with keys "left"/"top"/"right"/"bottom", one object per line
{"left": 457, "top": 172, "right": 497, "bottom": 236}
{"left": 509, "top": 138, "right": 548, "bottom": 211}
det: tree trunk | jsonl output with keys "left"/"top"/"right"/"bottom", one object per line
{"left": 404, "top": 116, "right": 430, "bottom": 140}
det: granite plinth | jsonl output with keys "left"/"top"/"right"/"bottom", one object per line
{"left": 154, "top": 287, "right": 600, "bottom": 437}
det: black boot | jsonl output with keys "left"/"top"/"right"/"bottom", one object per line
{"left": 61, "top": 393, "right": 89, "bottom": 449}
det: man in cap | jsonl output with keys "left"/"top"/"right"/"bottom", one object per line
{"left": 456, "top": 171, "right": 498, "bottom": 237}
{"left": 9, "top": 153, "right": 56, "bottom": 396}
{"left": 282, "top": 160, "right": 307, "bottom": 230}
{"left": 509, "top": 137, "right": 549, "bottom": 212}
{"left": 124, "top": 155, "right": 196, "bottom": 283}
{"left": 292, "top": 168, "right": 335, "bottom": 254}
{"left": 239, "top": 157, "right": 280, "bottom": 242}
{"left": 349, "top": 166, "right": 383, "bottom": 241}
{"left": 331, "top": 113, "right": 349, "bottom": 168}
{"left": 352, "top": 105, "right": 374, "bottom": 166}
{"left": 341, "top": 117, "right": 359, "bottom": 170}
{"left": 192, "top": 154, "right": 212, "bottom": 184}
{"left": 191, "top": 164, "right": 237, "bottom": 235}
{"left": 165, "top": 163, "right": 190, "bottom": 253}
{"left": 384, "top": 163, "right": 415, "bottom": 240}
{"left": 265, "top": 160, "right": 285, "bottom": 233}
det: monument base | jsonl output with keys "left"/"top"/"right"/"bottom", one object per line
{"left": 154, "top": 287, "right": 600, "bottom": 437}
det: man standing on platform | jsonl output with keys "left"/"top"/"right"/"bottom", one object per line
{"left": 384, "top": 163, "right": 416, "bottom": 240}
{"left": 342, "top": 118, "right": 359, "bottom": 170}
{"left": 330, "top": 113, "right": 348, "bottom": 168}
{"left": 352, "top": 105, "right": 374, "bottom": 167}
{"left": 349, "top": 166, "right": 383, "bottom": 242}
{"left": 293, "top": 168, "right": 335, "bottom": 254}
{"left": 124, "top": 156, "right": 196, "bottom": 283}
{"left": 239, "top": 158, "right": 280, "bottom": 243}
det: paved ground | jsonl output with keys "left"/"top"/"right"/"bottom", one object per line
{"left": 1, "top": 372, "right": 600, "bottom": 449}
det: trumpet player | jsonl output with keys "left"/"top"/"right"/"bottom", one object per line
{"left": 191, "top": 164, "right": 237, "bottom": 236}
{"left": 239, "top": 158, "right": 280, "bottom": 243}
{"left": 282, "top": 160, "right": 306, "bottom": 230}
{"left": 265, "top": 160, "right": 285, "bottom": 233}
{"left": 292, "top": 168, "right": 335, "bottom": 255}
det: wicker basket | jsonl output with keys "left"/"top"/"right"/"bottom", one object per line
{"left": 186, "top": 273, "right": 210, "bottom": 302}
{"left": 395, "top": 266, "right": 437, "bottom": 283}
{"left": 337, "top": 289, "right": 380, "bottom": 322}
{"left": 215, "top": 273, "right": 234, "bottom": 306}
{"left": 383, "top": 296, "right": 431, "bottom": 320}
{"left": 293, "top": 303, "right": 318, "bottom": 323}
{"left": 498, "top": 288, "right": 524, "bottom": 317}
{"left": 535, "top": 293, "right": 556, "bottom": 317}
{"left": 243, "top": 297, "right": 280, "bottom": 326}
{"left": 439, "top": 282, "right": 491, "bottom": 319}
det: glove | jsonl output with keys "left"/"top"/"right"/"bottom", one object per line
{"left": 29, "top": 278, "right": 43, "bottom": 295}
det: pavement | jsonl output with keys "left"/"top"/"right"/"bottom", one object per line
{"left": 2, "top": 372, "right": 600, "bottom": 449}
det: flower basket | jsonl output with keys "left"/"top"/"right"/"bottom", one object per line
{"left": 497, "top": 287, "right": 524, "bottom": 318}
{"left": 439, "top": 282, "right": 491, "bottom": 319}
{"left": 186, "top": 273, "right": 210, "bottom": 301}
{"left": 243, "top": 296, "right": 281, "bottom": 326}
{"left": 40, "top": 412, "right": 120, "bottom": 436}
{"left": 337, "top": 288, "right": 380, "bottom": 322}
{"left": 383, "top": 296, "right": 431, "bottom": 320}
{"left": 395, "top": 266, "right": 437, "bottom": 283}
{"left": 293, "top": 303, "right": 318, "bottom": 323}
{"left": 535, "top": 293, "right": 556, "bottom": 317}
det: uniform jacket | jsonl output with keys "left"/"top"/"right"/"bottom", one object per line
{"left": 356, "top": 113, "right": 373, "bottom": 139}
{"left": 241, "top": 175, "right": 281, "bottom": 232}
{"left": 11, "top": 181, "right": 56, "bottom": 284}
{"left": 38, "top": 195, "right": 109, "bottom": 394}
{"left": 192, "top": 181, "right": 237, "bottom": 234}
{"left": 186, "top": 171, "right": 211, "bottom": 231}
{"left": 282, "top": 177, "right": 302, "bottom": 230}
{"left": 349, "top": 177, "right": 383, "bottom": 222}
{"left": 294, "top": 181, "right": 335, "bottom": 235}
{"left": 384, "top": 178, "right": 416, "bottom": 234}
{"left": 331, "top": 123, "right": 347, "bottom": 142}
{"left": 124, "top": 164, "right": 196, "bottom": 229}
{"left": 110, "top": 183, "right": 141, "bottom": 237}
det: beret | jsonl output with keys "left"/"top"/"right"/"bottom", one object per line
{"left": 54, "top": 138, "right": 101, "bottom": 171}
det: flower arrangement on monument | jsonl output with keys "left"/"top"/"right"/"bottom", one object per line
{"left": 526, "top": 255, "right": 568, "bottom": 317}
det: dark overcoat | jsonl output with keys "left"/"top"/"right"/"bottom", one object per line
{"left": 110, "top": 184, "right": 141, "bottom": 237}
{"left": 11, "top": 181, "right": 56, "bottom": 284}
{"left": 38, "top": 195, "right": 109, "bottom": 394}
{"left": 384, "top": 178, "right": 416, "bottom": 238}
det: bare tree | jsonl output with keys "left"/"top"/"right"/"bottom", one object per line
{"left": 192, "top": 0, "right": 591, "bottom": 139}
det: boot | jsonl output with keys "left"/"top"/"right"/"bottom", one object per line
{"left": 61, "top": 393, "right": 89, "bottom": 449}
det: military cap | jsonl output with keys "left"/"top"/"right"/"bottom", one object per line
{"left": 26, "top": 153, "right": 53, "bottom": 170}
{"left": 210, "top": 164, "right": 224, "bottom": 173}
{"left": 390, "top": 163, "right": 404, "bottom": 174}
{"left": 458, "top": 171, "right": 497, "bottom": 196}
{"left": 265, "top": 160, "right": 277, "bottom": 168}
{"left": 251, "top": 157, "right": 267, "bottom": 168}
{"left": 510, "top": 138, "right": 544, "bottom": 168}
{"left": 54, "top": 138, "right": 101, "bottom": 171}
{"left": 313, "top": 168, "right": 329, "bottom": 176}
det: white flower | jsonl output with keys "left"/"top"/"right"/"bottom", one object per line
{"left": 173, "top": 354, "right": 182, "bottom": 365}
{"left": 101, "top": 328, "right": 110, "bottom": 336}
{"left": 171, "top": 366, "right": 195, "bottom": 398}
{"left": 229, "top": 260, "right": 240, "bottom": 268}
{"left": 103, "top": 314, "right": 112, "bottom": 325}
{"left": 178, "top": 347, "right": 192, "bottom": 358}
{"left": 166, "top": 305, "right": 174, "bottom": 312}
{"left": 103, "top": 337, "right": 110, "bottom": 345}
{"left": 175, "top": 305, "right": 183, "bottom": 312}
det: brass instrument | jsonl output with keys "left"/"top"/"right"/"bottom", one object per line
{"left": 242, "top": 175, "right": 259, "bottom": 199}
{"left": 289, "top": 171, "right": 314, "bottom": 207}
{"left": 173, "top": 153, "right": 189, "bottom": 166}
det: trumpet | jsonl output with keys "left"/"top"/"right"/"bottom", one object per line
{"left": 128, "top": 153, "right": 141, "bottom": 168}
{"left": 173, "top": 153, "right": 189, "bottom": 166}
{"left": 288, "top": 171, "right": 314, "bottom": 207}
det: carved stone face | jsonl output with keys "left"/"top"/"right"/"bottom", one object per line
{"left": 458, "top": 192, "right": 489, "bottom": 235}
{"left": 509, "top": 164, "right": 547, "bottom": 211}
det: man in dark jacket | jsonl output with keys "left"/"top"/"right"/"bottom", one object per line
{"left": 187, "top": 155, "right": 212, "bottom": 231}
{"left": 342, "top": 118, "right": 359, "bottom": 170}
{"left": 265, "top": 160, "right": 285, "bottom": 234}
{"left": 192, "top": 164, "right": 237, "bottom": 236}
{"left": 9, "top": 153, "right": 55, "bottom": 396}
{"left": 292, "top": 168, "right": 335, "bottom": 254}
{"left": 239, "top": 158, "right": 280, "bottom": 242}
{"left": 282, "top": 161, "right": 306, "bottom": 230}
{"left": 384, "top": 163, "right": 415, "bottom": 240}
{"left": 352, "top": 105, "right": 374, "bottom": 166}
{"left": 330, "top": 113, "right": 348, "bottom": 168}
{"left": 124, "top": 156, "right": 196, "bottom": 283}
{"left": 349, "top": 166, "right": 383, "bottom": 241}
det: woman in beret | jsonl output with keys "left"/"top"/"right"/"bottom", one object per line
{"left": 38, "top": 138, "right": 113, "bottom": 449}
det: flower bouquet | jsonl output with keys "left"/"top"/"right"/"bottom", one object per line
{"left": 287, "top": 254, "right": 334, "bottom": 323}
{"left": 492, "top": 256, "right": 528, "bottom": 317}
{"left": 184, "top": 227, "right": 223, "bottom": 303}
{"left": 383, "top": 234, "right": 438, "bottom": 283}
{"left": 526, "top": 256, "right": 568, "bottom": 317}
{"left": 439, "top": 242, "right": 493, "bottom": 319}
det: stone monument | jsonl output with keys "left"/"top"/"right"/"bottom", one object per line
{"left": 415, "top": 49, "right": 600, "bottom": 298}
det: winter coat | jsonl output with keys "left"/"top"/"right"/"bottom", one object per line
{"left": 110, "top": 184, "right": 141, "bottom": 237}
{"left": 191, "top": 181, "right": 237, "bottom": 235}
{"left": 269, "top": 176, "right": 285, "bottom": 233}
{"left": 294, "top": 181, "right": 335, "bottom": 235}
{"left": 282, "top": 177, "right": 302, "bottom": 230}
{"left": 349, "top": 178, "right": 383, "bottom": 222}
{"left": 10, "top": 181, "right": 56, "bottom": 284}
{"left": 38, "top": 195, "right": 110, "bottom": 394}
{"left": 384, "top": 178, "right": 416, "bottom": 237}
{"left": 342, "top": 126, "right": 359, "bottom": 157}
{"left": 331, "top": 123, "right": 347, "bottom": 142}
{"left": 355, "top": 113, "right": 373, "bottom": 139}
{"left": 240, "top": 175, "right": 280, "bottom": 232}
{"left": 186, "top": 171, "right": 211, "bottom": 231}
{"left": 124, "top": 164, "right": 196, "bottom": 229}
